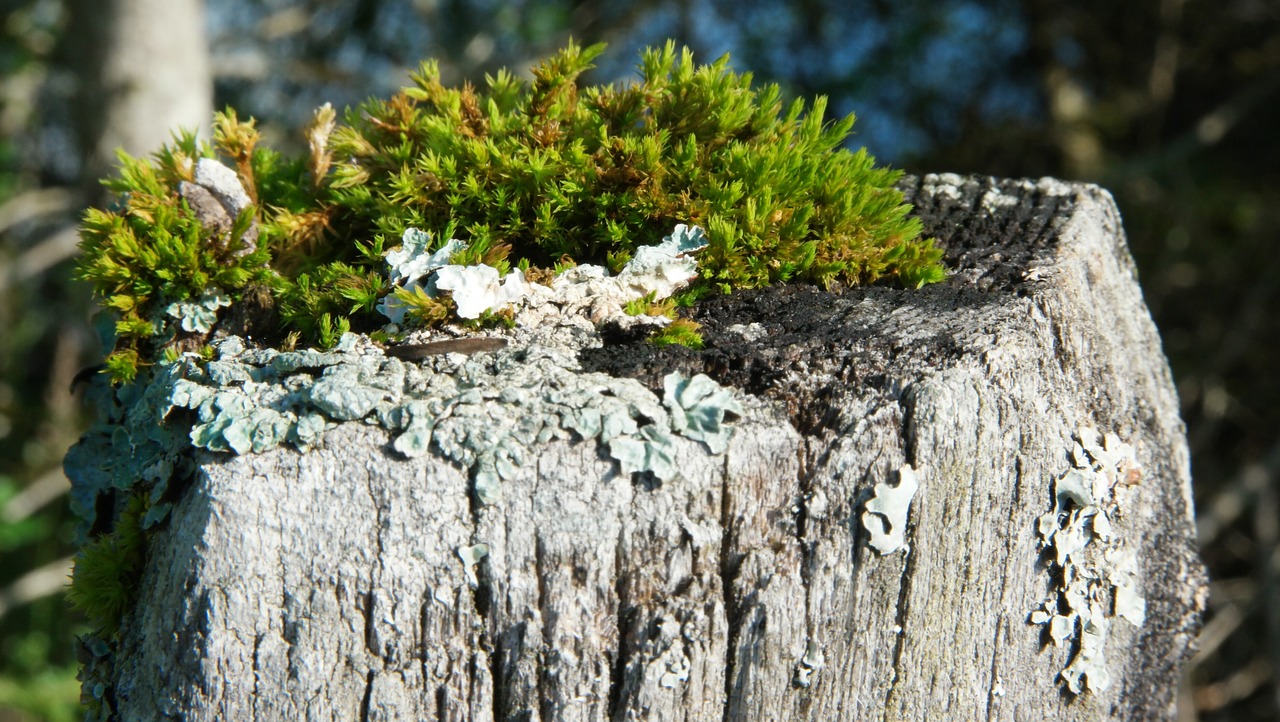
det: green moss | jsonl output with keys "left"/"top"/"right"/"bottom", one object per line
{"left": 650, "top": 318, "right": 705, "bottom": 349}
{"left": 66, "top": 492, "right": 149, "bottom": 638}
{"left": 623, "top": 291, "right": 678, "bottom": 319}
{"left": 76, "top": 40, "right": 943, "bottom": 383}
{"left": 76, "top": 126, "right": 276, "bottom": 383}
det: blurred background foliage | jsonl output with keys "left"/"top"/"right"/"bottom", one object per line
{"left": 0, "top": 0, "right": 1276, "bottom": 719}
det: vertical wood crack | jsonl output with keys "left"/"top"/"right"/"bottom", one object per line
{"left": 365, "top": 466, "right": 387, "bottom": 661}
{"left": 719, "top": 457, "right": 743, "bottom": 722}
{"left": 794, "top": 438, "right": 817, "bottom": 715}
{"left": 358, "top": 669, "right": 374, "bottom": 721}
{"left": 984, "top": 453, "right": 1026, "bottom": 721}
{"left": 606, "top": 526, "right": 627, "bottom": 720}
{"left": 534, "top": 532, "right": 551, "bottom": 722}
{"left": 881, "top": 541, "right": 918, "bottom": 722}
{"left": 882, "top": 390, "right": 921, "bottom": 720}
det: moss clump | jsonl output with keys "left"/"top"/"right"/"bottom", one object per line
{"left": 623, "top": 291, "right": 678, "bottom": 319}
{"left": 66, "top": 492, "right": 149, "bottom": 638}
{"left": 76, "top": 129, "right": 275, "bottom": 382}
{"left": 76, "top": 40, "right": 944, "bottom": 382}
{"left": 650, "top": 318, "right": 705, "bottom": 349}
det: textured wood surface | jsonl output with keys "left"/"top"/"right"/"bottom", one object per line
{"left": 112, "top": 175, "right": 1205, "bottom": 720}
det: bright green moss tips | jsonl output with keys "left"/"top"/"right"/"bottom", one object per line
{"left": 623, "top": 291, "right": 678, "bottom": 319}
{"left": 650, "top": 318, "right": 705, "bottom": 349}
{"left": 330, "top": 40, "right": 942, "bottom": 289}
{"left": 76, "top": 39, "right": 944, "bottom": 382}
{"left": 76, "top": 126, "right": 276, "bottom": 383}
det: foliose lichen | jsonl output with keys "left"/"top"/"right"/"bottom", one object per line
{"left": 69, "top": 330, "right": 745, "bottom": 530}
{"left": 64, "top": 314, "right": 749, "bottom": 718}
{"left": 66, "top": 37, "right": 946, "bottom": 716}
{"left": 1029, "top": 427, "right": 1146, "bottom": 695}
{"left": 378, "top": 222, "right": 708, "bottom": 327}
{"left": 862, "top": 463, "right": 920, "bottom": 555}
{"left": 165, "top": 288, "right": 232, "bottom": 333}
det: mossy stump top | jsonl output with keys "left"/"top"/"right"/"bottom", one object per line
{"left": 65, "top": 42, "right": 1202, "bottom": 721}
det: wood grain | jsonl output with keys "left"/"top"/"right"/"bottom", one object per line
{"left": 112, "top": 175, "right": 1205, "bottom": 721}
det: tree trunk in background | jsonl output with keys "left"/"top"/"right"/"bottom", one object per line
{"left": 66, "top": 0, "right": 211, "bottom": 189}
{"left": 103, "top": 176, "right": 1206, "bottom": 720}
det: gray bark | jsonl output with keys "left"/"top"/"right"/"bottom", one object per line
{"left": 67, "top": 0, "right": 212, "bottom": 186}
{"left": 111, "top": 175, "right": 1205, "bottom": 720}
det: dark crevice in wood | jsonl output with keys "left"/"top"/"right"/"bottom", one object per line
{"left": 718, "top": 467, "right": 743, "bottom": 722}
{"left": 361, "top": 589, "right": 377, "bottom": 657}
{"left": 534, "top": 534, "right": 552, "bottom": 722}
{"left": 279, "top": 591, "right": 299, "bottom": 682}
{"left": 985, "top": 454, "right": 1027, "bottom": 721}
{"left": 251, "top": 632, "right": 263, "bottom": 717}
{"left": 358, "top": 669, "right": 374, "bottom": 721}
{"left": 882, "top": 390, "right": 921, "bottom": 719}
{"left": 794, "top": 438, "right": 816, "bottom": 716}
{"left": 465, "top": 462, "right": 484, "bottom": 530}
{"left": 900, "top": 387, "right": 920, "bottom": 466}
{"left": 366, "top": 470, "right": 386, "bottom": 660}
{"left": 468, "top": 476, "right": 499, "bottom": 722}
{"left": 606, "top": 527, "right": 627, "bottom": 720}
{"left": 487, "top": 641, "right": 503, "bottom": 722}
{"left": 883, "top": 529, "right": 920, "bottom": 722}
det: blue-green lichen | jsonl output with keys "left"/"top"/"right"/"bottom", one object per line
{"left": 165, "top": 288, "right": 232, "bottom": 333}
{"left": 1029, "top": 427, "right": 1146, "bottom": 695}
{"left": 66, "top": 332, "right": 747, "bottom": 538}
{"left": 63, "top": 327, "right": 747, "bottom": 703}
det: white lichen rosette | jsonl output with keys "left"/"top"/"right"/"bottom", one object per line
{"left": 375, "top": 223, "right": 709, "bottom": 326}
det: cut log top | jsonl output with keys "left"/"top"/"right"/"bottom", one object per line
{"left": 91, "top": 174, "right": 1203, "bottom": 721}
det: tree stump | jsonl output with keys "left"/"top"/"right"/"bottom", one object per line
{"left": 98, "top": 175, "right": 1205, "bottom": 720}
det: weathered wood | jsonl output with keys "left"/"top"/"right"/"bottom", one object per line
{"left": 110, "top": 174, "right": 1205, "bottom": 720}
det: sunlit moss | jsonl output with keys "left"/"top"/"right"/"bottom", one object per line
{"left": 649, "top": 317, "right": 705, "bottom": 349}
{"left": 76, "top": 39, "right": 944, "bottom": 383}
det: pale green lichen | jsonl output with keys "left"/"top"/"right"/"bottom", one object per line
{"left": 609, "top": 425, "right": 680, "bottom": 481}
{"left": 1030, "top": 427, "right": 1145, "bottom": 695}
{"left": 165, "top": 288, "right": 232, "bottom": 333}
{"left": 862, "top": 463, "right": 919, "bottom": 555}
{"left": 616, "top": 223, "right": 708, "bottom": 298}
{"left": 458, "top": 543, "right": 489, "bottom": 587}
{"left": 66, "top": 332, "right": 747, "bottom": 538}
{"left": 386, "top": 229, "right": 463, "bottom": 284}
{"left": 432, "top": 264, "right": 530, "bottom": 319}
{"left": 663, "top": 370, "right": 743, "bottom": 454}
